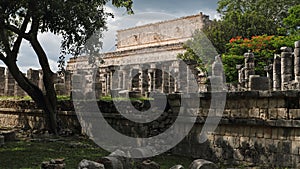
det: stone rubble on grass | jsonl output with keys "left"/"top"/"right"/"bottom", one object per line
{"left": 136, "top": 159, "right": 160, "bottom": 169}
{"left": 169, "top": 164, "right": 184, "bottom": 169}
{"left": 189, "top": 159, "right": 218, "bottom": 169}
{"left": 78, "top": 159, "right": 105, "bottom": 169}
{"left": 41, "top": 158, "right": 65, "bottom": 169}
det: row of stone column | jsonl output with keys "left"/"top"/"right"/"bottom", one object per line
{"left": 272, "top": 41, "right": 300, "bottom": 90}
{"left": 95, "top": 60, "right": 202, "bottom": 97}
{"left": 0, "top": 67, "right": 72, "bottom": 97}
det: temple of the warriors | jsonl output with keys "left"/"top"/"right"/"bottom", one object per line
{"left": 0, "top": 13, "right": 300, "bottom": 97}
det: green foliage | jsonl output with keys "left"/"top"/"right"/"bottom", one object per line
{"left": 221, "top": 54, "right": 244, "bottom": 83}
{"left": 204, "top": 0, "right": 298, "bottom": 54}
{"left": 282, "top": 4, "right": 300, "bottom": 35}
{"left": 223, "top": 34, "right": 300, "bottom": 82}
{"left": 177, "top": 30, "right": 218, "bottom": 73}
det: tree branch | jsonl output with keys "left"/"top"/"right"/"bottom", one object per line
{"left": 11, "top": 13, "right": 31, "bottom": 60}
{"left": 0, "top": 25, "right": 12, "bottom": 55}
{"left": 4, "top": 25, "right": 31, "bottom": 40}
{"left": 0, "top": 52, "right": 6, "bottom": 63}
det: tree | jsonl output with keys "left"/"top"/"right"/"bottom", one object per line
{"left": 0, "top": 0, "right": 133, "bottom": 134}
{"left": 204, "top": 0, "right": 298, "bottom": 53}
{"left": 282, "top": 4, "right": 300, "bottom": 35}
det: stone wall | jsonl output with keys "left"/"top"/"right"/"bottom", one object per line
{"left": 0, "top": 91, "right": 300, "bottom": 168}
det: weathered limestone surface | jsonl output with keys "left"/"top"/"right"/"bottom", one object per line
{"left": 116, "top": 13, "right": 210, "bottom": 51}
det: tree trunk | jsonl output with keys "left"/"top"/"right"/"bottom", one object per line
{"left": 4, "top": 58, "right": 58, "bottom": 134}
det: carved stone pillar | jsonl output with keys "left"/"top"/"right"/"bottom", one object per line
{"left": 244, "top": 51, "right": 255, "bottom": 90}
{"left": 280, "top": 47, "right": 293, "bottom": 90}
{"left": 273, "top": 54, "right": 281, "bottom": 91}
{"left": 264, "top": 64, "right": 273, "bottom": 90}
{"left": 294, "top": 41, "right": 300, "bottom": 83}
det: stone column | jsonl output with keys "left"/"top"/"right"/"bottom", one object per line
{"left": 264, "top": 64, "right": 273, "bottom": 90}
{"left": 14, "top": 74, "right": 26, "bottom": 97}
{"left": 4, "top": 69, "right": 15, "bottom": 96}
{"left": 64, "top": 71, "right": 72, "bottom": 96}
{"left": 273, "top": 54, "right": 281, "bottom": 91}
{"left": 294, "top": 41, "right": 300, "bottom": 83}
{"left": 244, "top": 51, "right": 255, "bottom": 90}
{"left": 139, "top": 68, "right": 144, "bottom": 94}
{"left": 27, "top": 68, "right": 40, "bottom": 86}
{"left": 38, "top": 70, "right": 45, "bottom": 92}
{"left": 280, "top": 47, "right": 293, "bottom": 90}
{"left": 147, "top": 70, "right": 152, "bottom": 92}
{"left": 211, "top": 55, "right": 224, "bottom": 91}
{"left": 0, "top": 67, "right": 5, "bottom": 96}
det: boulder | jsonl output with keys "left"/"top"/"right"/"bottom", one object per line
{"left": 41, "top": 159, "right": 65, "bottom": 169}
{"left": 189, "top": 159, "right": 217, "bottom": 169}
{"left": 170, "top": 164, "right": 184, "bottom": 169}
{"left": 136, "top": 160, "right": 160, "bottom": 169}
{"left": 78, "top": 159, "right": 104, "bottom": 169}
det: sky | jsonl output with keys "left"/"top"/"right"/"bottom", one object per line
{"left": 0, "top": 0, "right": 220, "bottom": 72}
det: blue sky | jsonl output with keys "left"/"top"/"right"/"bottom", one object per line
{"left": 0, "top": 0, "right": 220, "bottom": 72}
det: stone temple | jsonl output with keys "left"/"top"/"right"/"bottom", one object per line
{"left": 66, "top": 12, "right": 211, "bottom": 97}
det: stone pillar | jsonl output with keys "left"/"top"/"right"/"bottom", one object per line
{"left": 72, "top": 74, "right": 84, "bottom": 98}
{"left": 139, "top": 68, "right": 144, "bottom": 94}
{"left": 294, "top": 41, "right": 300, "bottom": 83}
{"left": 4, "top": 69, "right": 15, "bottom": 96}
{"left": 27, "top": 68, "right": 40, "bottom": 86}
{"left": 93, "top": 69, "right": 101, "bottom": 99}
{"left": 280, "top": 47, "right": 293, "bottom": 90}
{"left": 264, "top": 64, "right": 273, "bottom": 91}
{"left": 273, "top": 54, "right": 281, "bottom": 91}
{"left": 38, "top": 70, "right": 45, "bottom": 92}
{"left": 244, "top": 51, "right": 255, "bottom": 90}
{"left": 0, "top": 67, "right": 5, "bottom": 96}
{"left": 211, "top": 55, "right": 224, "bottom": 91}
{"left": 236, "top": 65, "right": 243, "bottom": 90}
{"left": 64, "top": 70, "right": 72, "bottom": 96}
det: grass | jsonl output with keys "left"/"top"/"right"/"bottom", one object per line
{"left": 0, "top": 95, "right": 71, "bottom": 101}
{"left": 0, "top": 136, "right": 193, "bottom": 169}
{"left": 100, "top": 95, "right": 154, "bottom": 101}
{"left": 0, "top": 137, "right": 109, "bottom": 169}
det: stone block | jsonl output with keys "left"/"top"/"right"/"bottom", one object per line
{"left": 264, "top": 127, "right": 272, "bottom": 139}
{"left": 256, "top": 98, "right": 269, "bottom": 108}
{"left": 269, "top": 108, "right": 278, "bottom": 120}
{"left": 292, "top": 141, "right": 300, "bottom": 155}
{"left": 259, "top": 108, "right": 268, "bottom": 120}
{"left": 249, "top": 108, "right": 260, "bottom": 118}
{"left": 277, "top": 98, "right": 286, "bottom": 107}
{"left": 290, "top": 109, "right": 300, "bottom": 119}
{"left": 243, "top": 126, "right": 251, "bottom": 136}
{"left": 240, "top": 137, "right": 250, "bottom": 147}
{"left": 278, "top": 108, "right": 288, "bottom": 119}
{"left": 272, "top": 128, "right": 278, "bottom": 139}
{"left": 249, "top": 76, "right": 270, "bottom": 91}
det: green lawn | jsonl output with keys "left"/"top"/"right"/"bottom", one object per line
{"left": 0, "top": 136, "right": 193, "bottom": 169}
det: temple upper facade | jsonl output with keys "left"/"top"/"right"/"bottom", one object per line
{"left": 66, "top": 13, "right": 211, "bottom": 97}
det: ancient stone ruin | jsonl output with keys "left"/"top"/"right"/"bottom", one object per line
{"left": 236, "top": 41, "right": 300, "bottom": 91}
